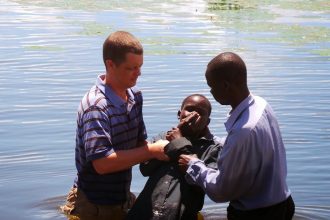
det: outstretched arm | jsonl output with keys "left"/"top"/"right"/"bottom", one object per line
{"left": 179, "top": 133, "right": 258, "bottom": 203}
{"left": 93, "top": 139, "right": 169, "bottom": 174}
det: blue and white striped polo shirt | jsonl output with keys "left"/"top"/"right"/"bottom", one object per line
{"left": 74, "top": 74, "right": 147, "bottom": 205}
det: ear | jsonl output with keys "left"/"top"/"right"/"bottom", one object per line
{"left": 105, "top": 59, "right": 115, "bottom": 71}
{"left": 177, "top": 110, "right": 181, "bottom": 120}
{"left": 224, "top": 80, "right": 230, "bottom": 90}
{"left": 207, "top": 117, "right": 211, "bottom": 126}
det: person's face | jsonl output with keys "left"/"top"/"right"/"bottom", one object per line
{"left": 205, "top": 70, "right": 229, "bottom": 105}
{"left": 178, "top": 96, "right": 210, "bottom": 137}
{"left": 109, "top": 52, "right": 143, "bottom": 89}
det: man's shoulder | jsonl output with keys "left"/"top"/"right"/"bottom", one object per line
{"left": 79, "top": 86, "right": 109, "bottom": 112}
{"left": 231, "top": 95, "right": 269, "bottom": 134}
{"left": 252, "top": 95, "right": 269, "bottom": 112}
{"left": 212, "top": 135, "right": 225, "bottom": 146}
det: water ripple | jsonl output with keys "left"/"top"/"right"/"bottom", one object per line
{"left": 0, "top": 0, "right": 329, "bottom": 219}
{"left": 200, "top": 204, "right": 330, "bottom": 220}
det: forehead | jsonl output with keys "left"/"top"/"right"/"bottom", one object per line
{"left": 122, "top": 53, "right": 143, "bottom": 65}
{"left": 206, "top": 71, "right": 224, "bottom": 88}
{"left": 205, "top": 69, "right": 215, "bottom": 81}
{"left": 182, "top": 96, "right": 209, "bottom": 112}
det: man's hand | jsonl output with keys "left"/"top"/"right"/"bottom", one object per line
{"left": 178, "top": 154, "right": 198, "bottom": 172}
{"left": 178, "top": 111, "right": 201, "bottom": 137}
{"left": 166, "top": 127, "right": 182, "bottom": 141}
{"left": 148, "top": 139, "right": 170, "bottom": 161}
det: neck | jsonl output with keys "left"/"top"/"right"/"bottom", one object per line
{"left": 231, "top": 89, "right": 250, "bottom": 110}
{"left": 189, "top": 127, "right": 211, "bottom": 140}
{"left": 201, "top": 127, "right": 211, "bottom": 138}
{"left": 104, "top": 73, "right": 127, "bottom": 101}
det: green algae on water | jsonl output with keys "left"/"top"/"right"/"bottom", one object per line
{"left": 77, "top": 22, "right": 112, "bottom": 36}
{"left": 25, "top": 45, "right": 64, "bottom": 51}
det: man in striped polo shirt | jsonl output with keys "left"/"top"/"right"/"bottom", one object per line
{"left": 61, "top": 31, "right": 169, "bottom": 219}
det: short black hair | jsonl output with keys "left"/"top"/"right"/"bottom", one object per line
{"left": 181, "top": 94, "right": 212, "bottom": 116}
{"left": 206, "top": 52, "right": 247, "bottom": 86}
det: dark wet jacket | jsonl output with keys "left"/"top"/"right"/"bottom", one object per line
{"left": 126, "top": 135, "right": 221, "bottom": 220}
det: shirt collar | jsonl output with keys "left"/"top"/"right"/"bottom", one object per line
{"left": 126, "top": 88, "right": 136, "bottom": 113}
{"left": 96, "top": 74, "right": 135, "bottom": 108}
{"left": 203, "top": 132, "right": 215, "bottom": 141}
{"left": 224, "top": 94, "right": 254, "bottom": 132}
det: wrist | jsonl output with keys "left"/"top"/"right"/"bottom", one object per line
{"left": 147, "top": 142, "right": 159, "bottom": 158}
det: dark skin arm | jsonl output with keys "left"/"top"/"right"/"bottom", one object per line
{"left": 178, "top": 154, "right": 198, "bottom": 172}
{"left": 166, "top": 111, "right": 201, "bottom": 172}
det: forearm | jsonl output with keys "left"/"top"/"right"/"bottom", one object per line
{"left": 185, "top": 160, "right": 229, "bottom": 202}
{"left": 186, "top": 158, "right": 252, "bottom": 203}
{"left": 93, "top": 142, "right": 166, "bottom": 174}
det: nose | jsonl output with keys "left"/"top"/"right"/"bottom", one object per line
{"left": 136, "top": 67, "right": 141, "bottom": 76}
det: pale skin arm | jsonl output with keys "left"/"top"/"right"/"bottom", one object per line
{"left": 92, "top": 139, "right": 169, "bottom": 175}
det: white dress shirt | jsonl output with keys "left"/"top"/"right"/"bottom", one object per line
{"left": 185, "top": 94, "right": 291, "bottom": 210}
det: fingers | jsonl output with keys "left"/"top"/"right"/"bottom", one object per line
{"left": 185, "top": 112, "right": 200, "bottom": 126}
{"left": 193, "top": 114, "right": 202, "bottom": 125}
{"left": 178, "top": 154, "right": 189, "bottom": 165}
{"left": 179, "top": 154, "right": 197, "bottom": 163}
{"left": 155, "top": 139, "right": 169, "bottom": 145}
{"left": 165, "top": 127, "right": 182, "bottom": 141}
{"left": 186, "top": 111, "right": 199, "bottom": 121}
{"left": 178, "top": 154, "right": 196, "bottom": 172}
{"left": 178, "top": 112, "right": 200, "bottom": 128}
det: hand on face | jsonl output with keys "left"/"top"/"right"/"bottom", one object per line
{"left": 177, "top": 111, "right": 202, "bottom": 137}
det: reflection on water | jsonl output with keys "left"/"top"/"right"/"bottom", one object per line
{"left": 31, "top": 196, "right": 67, "bottom": 220}
{"left": 1, "top": 0, "right": 330, "bottom": 219}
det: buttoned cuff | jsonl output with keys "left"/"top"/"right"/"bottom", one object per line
{"left": 185, "top": 159, "right": 205, "bottom": 185}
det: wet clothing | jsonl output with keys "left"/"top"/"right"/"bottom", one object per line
{"left": 61, "top": 187, "right": 136, "bottom": 220}
{"left": 127, "top": 134, "right": 221, "bottom": 220}
{"left": 227, "top": 195, "right": 295, "bottom": 220}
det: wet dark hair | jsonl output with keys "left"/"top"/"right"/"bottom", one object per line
{"left": 103, "top": 31, "right": 143, "bottom": 66}
{"left": 181, "top": 94, "right": 212, "bottom": 116}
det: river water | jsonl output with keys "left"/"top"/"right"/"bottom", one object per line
{"left": 0, "top": 0, "right": 329, "bottom": 219}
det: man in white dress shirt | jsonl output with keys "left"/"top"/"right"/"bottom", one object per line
{"left": 179, "top": 52, "right": 295, "bottom": 220}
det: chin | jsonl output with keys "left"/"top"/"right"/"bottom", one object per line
{"left": 128, "top": 82, "right": 137, "bottom": 88}
{"left": 217, "top": 99, "right": 228, "bottom": 105}
{"left": 185, "top": 131, "right": 200, "bottom": 138}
